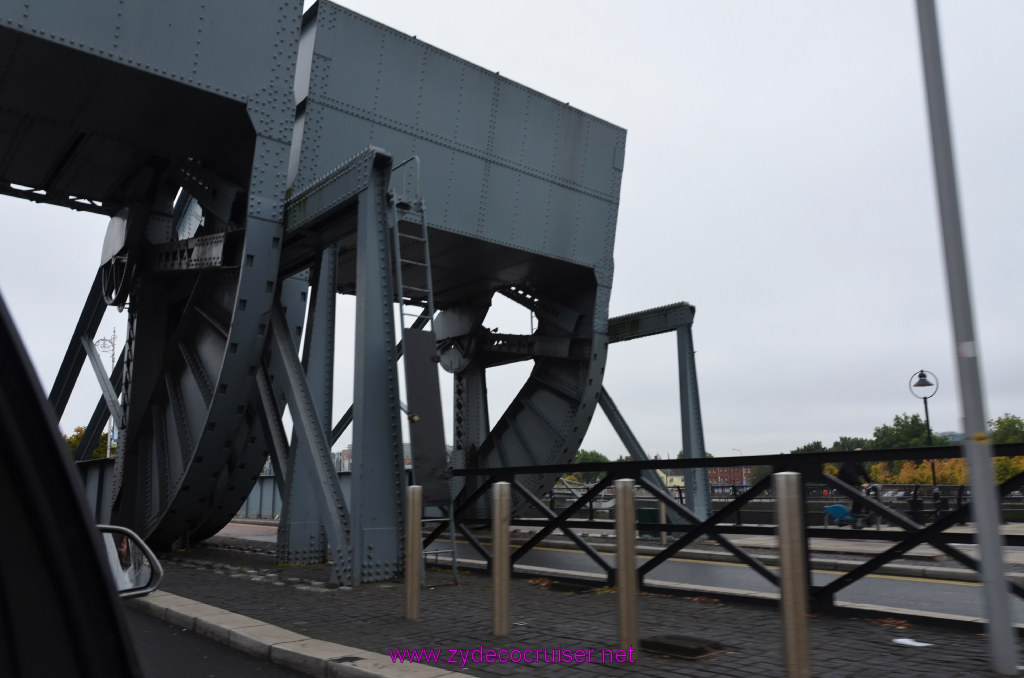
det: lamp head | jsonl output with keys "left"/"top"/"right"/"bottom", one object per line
{"left": 913, "top": 370, "right": 934, "bottom": 388}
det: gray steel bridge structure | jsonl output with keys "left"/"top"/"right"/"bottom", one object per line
{"left": 0, "top": 1, "right": 709, "bottom": 586}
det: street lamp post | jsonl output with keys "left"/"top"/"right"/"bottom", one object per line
{"left": 94, "top": 328, "right": 117, "bottom": 459}
{"left": 909, "top": 369, "right": 938, "bottom": 485}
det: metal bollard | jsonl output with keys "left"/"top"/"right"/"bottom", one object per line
{"left": 405, "top": 485, "right": 422, "bottom": 620}
{"left": 492, "top": 481, "right": 510, "bottom": 636}
{"left": 615, "top": 478, "right": 638, "bottom": 650}
{"left": 659, "top": 500, "right": 667, "bottom": 546}
{"left": 774, "top": 472, "right": 811, "bottom": 678}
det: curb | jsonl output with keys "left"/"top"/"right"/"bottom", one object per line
{"left": 127, "top": 591, "right": 475, "bottom": 678}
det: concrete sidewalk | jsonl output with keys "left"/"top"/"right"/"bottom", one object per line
{"left": 127, "top": 536, "right": 1024, "bottom": 678}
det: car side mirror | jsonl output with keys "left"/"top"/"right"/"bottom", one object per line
{"left": 97, "top": 524, "right": 164, "bottom": 599}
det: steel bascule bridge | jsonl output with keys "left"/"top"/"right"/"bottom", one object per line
{"left": 0, "top": 0, "right": 711, "bottom": 586}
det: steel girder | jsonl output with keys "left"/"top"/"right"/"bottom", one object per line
{"left": 349, "top": 162, "right": 406, "bottom": 584}
{"left": 268, "top": 299, "right": 353, "bottom": 584}
{"left": 275, "top": 248, "right": 341, "bottom": 568}
{"left": 76, "top": 348, "right": 125, "bottom": 463}
{"left": 608, "top": 302, "right": 713, "bottom": 519}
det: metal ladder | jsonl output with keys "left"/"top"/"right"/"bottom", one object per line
{"left": 390, "top": 156, "right": 435, "bottom": 330}
{"left": 389, "top": 157, "right": 457, "bottom": 585}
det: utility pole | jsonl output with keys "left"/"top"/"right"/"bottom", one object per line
{"left": 916, "top": 2, "right": 1017, "bottom": 673}
{"left": 94, "top": 327, "right": 117, "bottom": 458}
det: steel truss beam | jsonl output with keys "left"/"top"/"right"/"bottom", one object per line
{"left": 49, "top": 271, "right": 106, "bottom": 418}
{"left": 277, "top": 245, "right": 338, "bottom": 566}
{"left": 268, "top": 303, "right": 351, "bottom": 585}
{"left": 596, "top": 388, "right": 687, "bottom": 527}
{"left": 0, "top": 182, "right": 111, "bottom": 215}
{"left": 255, "top": 364, "right": 290, "bottom": 488}
{"left": 148, "top": 231, "right": 244, "bottom": 272}
{"left": 76, "top": 348, "right": 125, "bottom": 462}
{"left": 606, "top": 302, "right": 712, "bottom": 518}
{"left": 80, "top": 336, "right": 125, "bottom": 431}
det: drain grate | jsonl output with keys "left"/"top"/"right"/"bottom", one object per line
{"left": 545, "top": 581, "right": 596, "bottom": 593}
{"left": 641, "top": 635, "right": 728, "bottom": 660}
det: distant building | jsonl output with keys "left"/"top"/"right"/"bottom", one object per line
{"left": 655, "top": 469, "right": 686, "bottom": 488}
{"left": 656, "top": 465, "right": 752, "bottom": 492}
{"left": 707, "top": 465, "right": 752, "bottom": 489}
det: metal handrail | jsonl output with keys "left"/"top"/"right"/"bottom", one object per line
{"left": 446, "top": 443, "right": 1024, "bottom": 610}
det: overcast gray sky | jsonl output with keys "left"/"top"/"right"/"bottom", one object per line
{"left": 1, "top": 1, "right": 1021, "bottom": 459}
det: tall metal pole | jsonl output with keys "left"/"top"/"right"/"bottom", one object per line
{"left": 916, "top": 2, "right": 1017, "bottom": 673}
{"left": 923, "top": 395, "right": 932, "bottom": 445}
{"left": 94, "top": 327, "right": 117, "bottom": 458}
{"left": 923, "top": 396, "right": 937, "bottom": 485}
{"left": 911, "top": 370, "right": 938, "bottom": 485}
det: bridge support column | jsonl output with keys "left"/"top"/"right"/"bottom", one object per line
{"left": 677, "top": 323, "right": 711, "bottom": 519}
{"left": 351, "top": 163, "right": 406, "bottom": 585}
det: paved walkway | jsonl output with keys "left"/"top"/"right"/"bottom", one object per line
{"left": 128, "top": 530, "right": 1024, "bottom": 678}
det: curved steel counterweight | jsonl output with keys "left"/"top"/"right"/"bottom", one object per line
{"left": 0, "top": 1, "right": 625, "bottom": 585}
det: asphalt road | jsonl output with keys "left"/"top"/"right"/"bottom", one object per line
{"left": 125, "top": 607, "right": 308, "bottom": 678}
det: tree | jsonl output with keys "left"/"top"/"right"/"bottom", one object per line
{"left": 747, "top": 464, "right": 773, "bottom": 486}
{"left": 747, "top": 441, "right": 830, "bottom": 486}
{"left": 870, "top": 413, "right": 950, "bottom": 450}
{"left": 63, "top": 426, "right": 110, "bottom": 460}
{"left": 790, "top": 441, "right": 826, "bottom": 455}
{"left": 867, "top": 413, "right": 954, "bottom": 484}
{"left": 830, "top": 436, "right": 871, "bottom": 452}
{"left": 570, "top": 449, "right": 611, "bottom": 484}
{"left": 824, "top": 437, "right": 872, "bottom": 476}
{"left": 984, "top": 414, "right": 1024, "bottom": 483}
{"left": 990, "top": 413, "right": 1024, "bottom": 444}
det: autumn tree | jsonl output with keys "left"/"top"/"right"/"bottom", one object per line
{"left": 63, "top": 426, "right": 110, "bottom": 460}
{"left": 745, "top": 413, "right": 1024, "bottom": 487}
{"left": 988, "top": 415, "right": 1024, "bottom": 483}
{"left": 826, "top": 437, "right": 872, "bottom": 476}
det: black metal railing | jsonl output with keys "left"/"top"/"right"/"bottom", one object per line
{"left": 428, "top": 443, "right": 1024, "bottom": 610}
